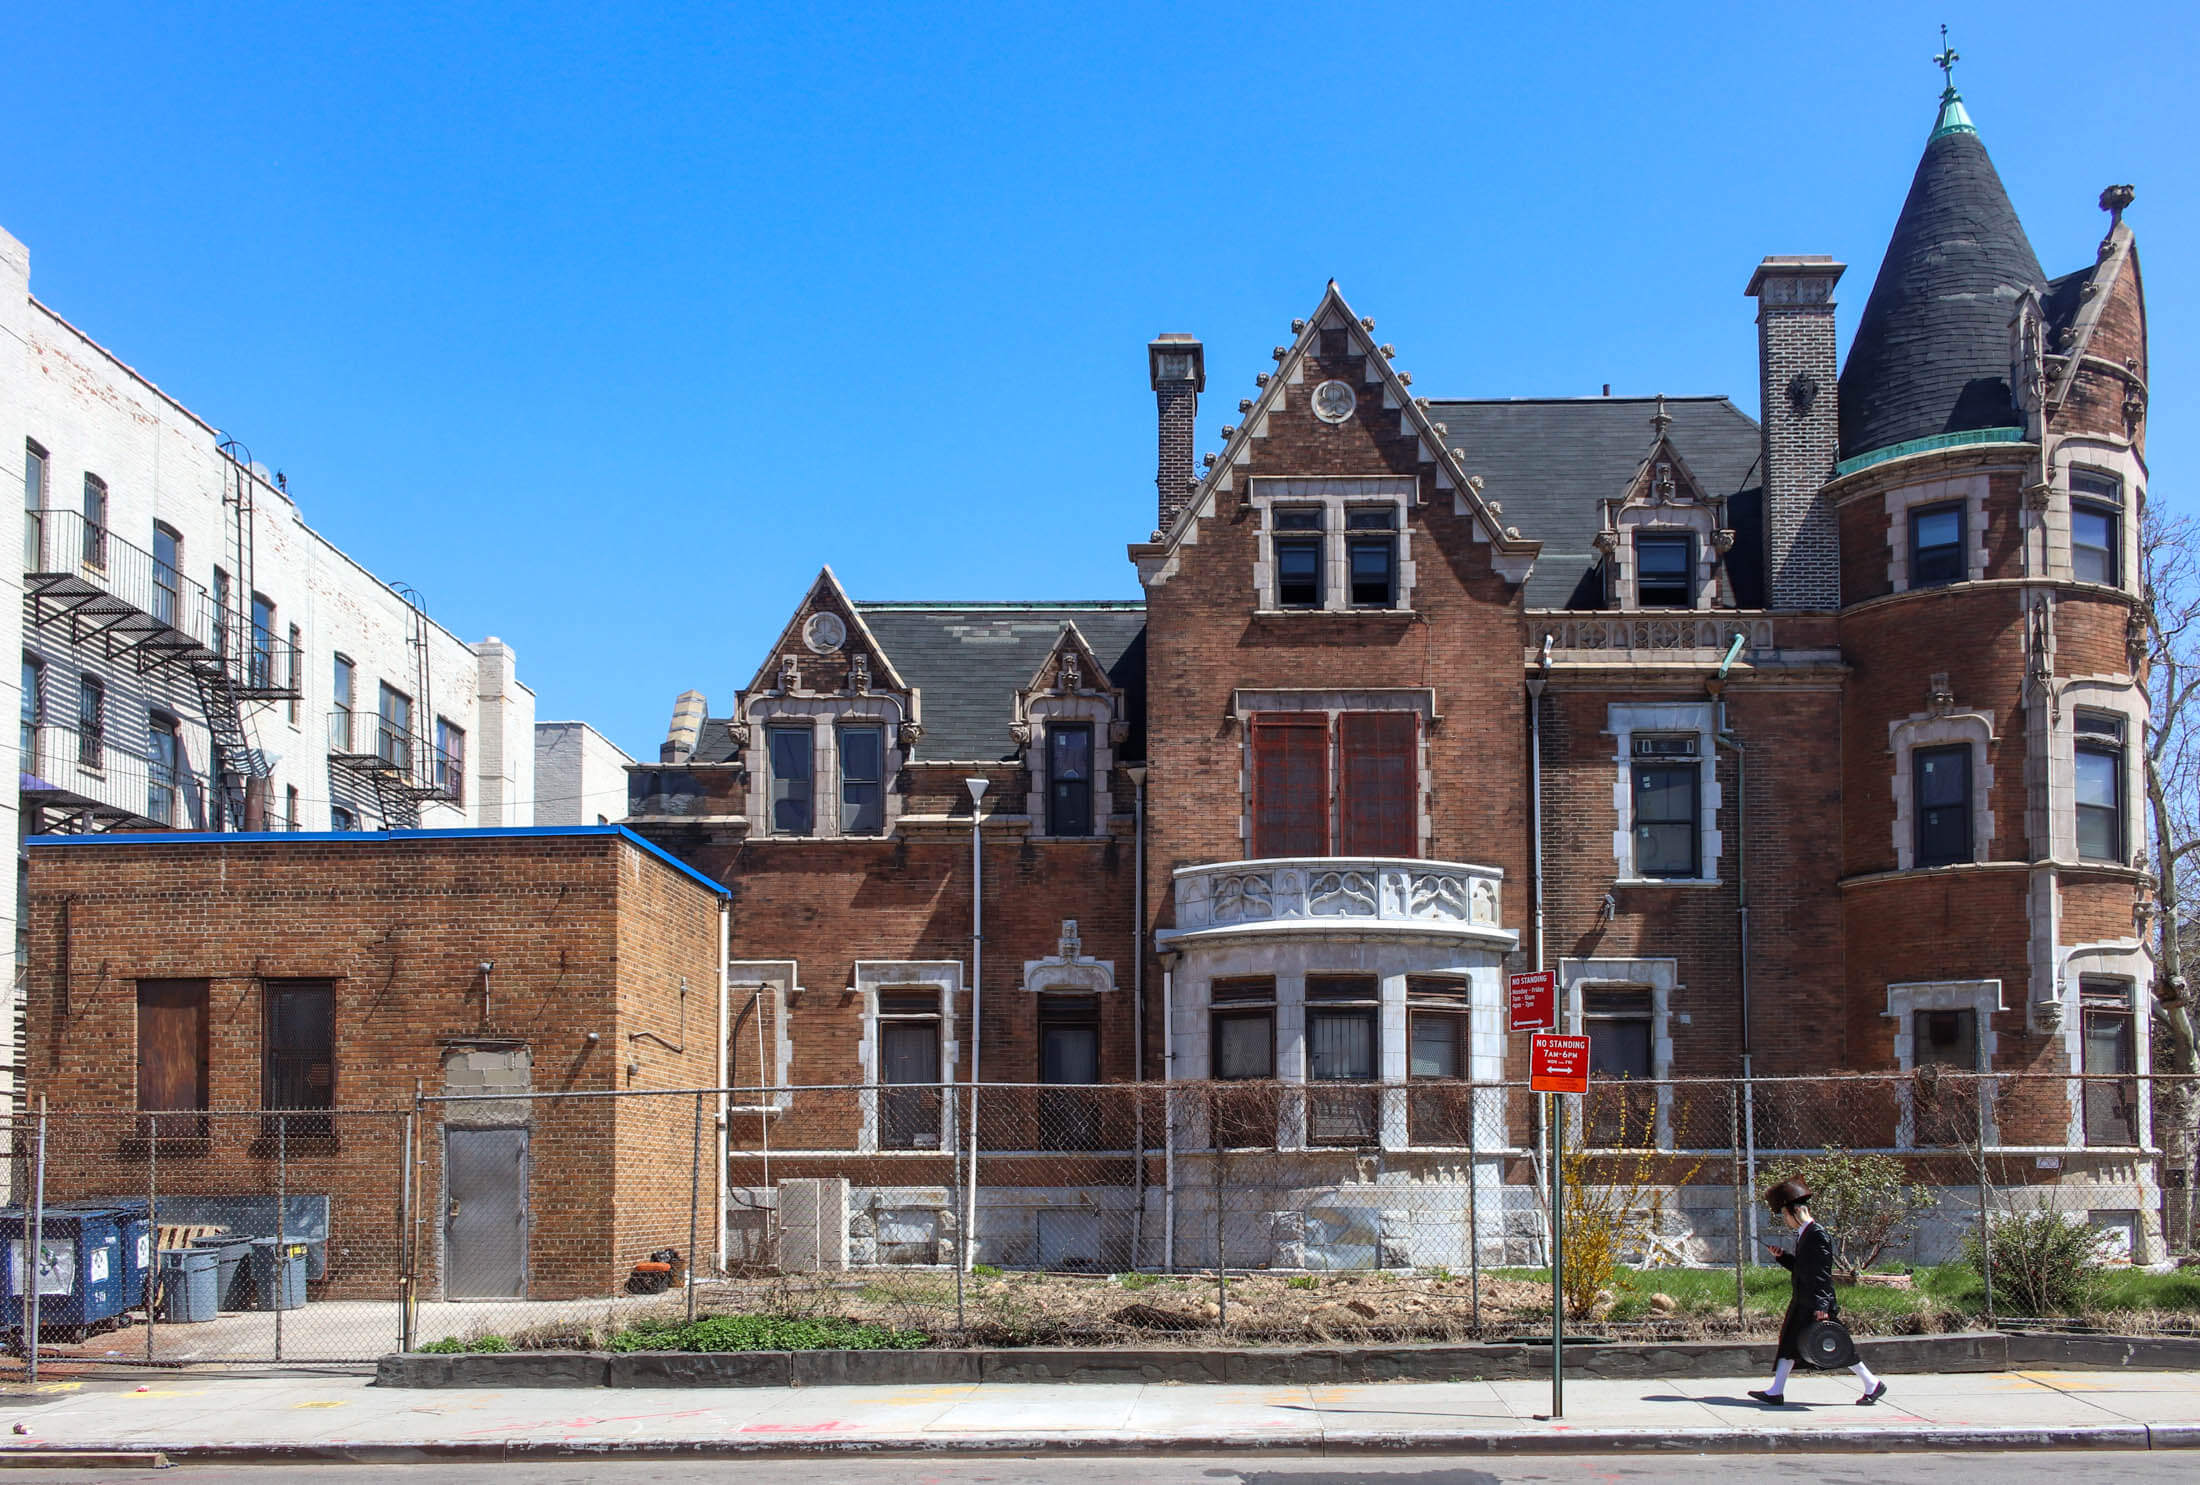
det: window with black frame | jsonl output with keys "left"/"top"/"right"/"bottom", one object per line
{"left": 1909, "top": 502, "right": 1966, "bottom": 587}
{"left": 1634, "top": 533, "right": 1693, "bottom": 608}
{"left": 877, "top": 991, "right": 943, "bottom": 1149}
{"left": 1037, "top": 992, "right": 1101, "bottom": 1149}
{"left": 1631, "top": 734, "right": 1700, "bottom": 878}
{"left": 2075, "top": 712, "right": 2126, "bottom": 863}
{"left": 2071, "top": 471, "right": 2122, "bottom": 586}
{"left": 1210, "top": 976, "right": 1276, "bottom": 1148}
{"left": 839, "top": 723, "right": 884, "bottom": 835}
{"left": 1272, "top": 508, "right": 1323, "bottom": 608}
{"left": 1911, "top": 1008, "right": 1977, "bottom": 1070}
{"left": 1406, "top": 975, "right": 1471, "bottom": 1145}
{"left": 1046, "top": 722, "right": 1093, "bottom": 836}
{"left": 1346, "top": 507, "right": 1397, "bottom": 607}
{"left": 81, "top": 474, "right": 108, "bottom": 567}
{"left": 1306, "top": 974, "right": 1379, "bottom": 1146}
{"left": 768, "top": 725, "right": 813, "bottom": 835}
{"left": 2081, "top": 980, "right": 2137, "bottom": 1148}
{"left": 1584, "top": 987, "right": 1656, "bottom": 1147}
{"left": 76, "top": 674, "right": 104, "bottom": 769}
{"left": 1913, "top": 743, "right": 1973, "bottom": 866}
{"left": 263, "top": 980, "right": 335, "bottom": 1139}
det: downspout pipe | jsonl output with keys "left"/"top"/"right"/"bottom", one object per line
{"left": 1161, "top": 956, "right": 1177, "bottom": 1272}
{"left": 963, "top": 777, "right": 988, "bottom": 1273}
{"left": 1710, "top": 632, "right": 1758, "bottom": 1261}
{"left": 717, "top": 901, "right": 730, "bottom": 1275}
{"left": 1127, "top": 765, "right": 1148, "bottom": 1268}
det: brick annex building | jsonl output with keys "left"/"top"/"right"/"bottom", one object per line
{"left": 628, "top": 77, "right": 2159, "bottom": 1262}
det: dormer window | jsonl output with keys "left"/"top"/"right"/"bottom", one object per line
{"left": 1634, "top": 534, "right": 1693, "bottom": 608}
{"left": 838, "top": 723, "right": 884, "bottom": 835}
{"left": 1910, "top": 503, "right": 1965, "bottom": 588}
{"left": 768, "top": 725, "right": 813, "bottom": 835}
{"left": 1274, "top": 508, "right": 1323, "bottom": 608}
{"left": 1047, "top": 723, "right": 1094, "bottom": 837}
{"left": 1346, "top": 508, "right": 1397, "bottom": 607}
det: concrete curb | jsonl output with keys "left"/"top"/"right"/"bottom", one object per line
{"left": 3, "top": 1422, "right": 2193, "bottom": 1463}
{"left": 376, "top": 1331, "right": 2200, "bottom": 1389}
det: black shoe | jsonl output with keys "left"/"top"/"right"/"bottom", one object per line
{"left": 1857, "top": 1382, "right": 1887, "bottom": 1406}
{"left": 1748, "top": 1390, "right": 1785, "bottom": 1406}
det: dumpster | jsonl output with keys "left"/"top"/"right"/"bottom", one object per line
{"left": 157, "top": 1247, "right": 219, "bottom": 1324}
{"left": 1, "top": 1205, "right": 129, "bottom": 1333}
{"left": 191, "top": 1234, "right": 254, "bottom": 1311}
{"left": 248, "top": 1239, "right": 307, "bottom": 1311}
{"left": 51, "top": 1203, "right": 152, "bottom": 1313}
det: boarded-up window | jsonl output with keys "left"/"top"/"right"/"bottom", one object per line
{"left": 1250, "top": 712, "right": 1328, "bottom": 856}
{"left": 1339, "top": 712, "right": 1417, "bottom": 855}
{"left": 264, "top": 980, "right": 335, "bottom": 1138}
{"left": 137, "top": 980, "right": 209, "bottom": 1140}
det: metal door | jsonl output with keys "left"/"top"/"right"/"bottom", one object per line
{"left": 444, "top": 1127, "right": 528, "bottom": 1298}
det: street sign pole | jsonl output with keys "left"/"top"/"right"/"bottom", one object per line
{"left": 1549, "top": 1088, "right": 1563, "bottom": 1418}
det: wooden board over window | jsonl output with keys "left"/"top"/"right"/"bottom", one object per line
{"left": 1339, "top": 711, "right": 1417, "bottom": 856}
{"left": 137, "top": 980, "right": 209, "bottom": 1139}
{"left": 1251, "top": 712, "right": 1329, "bottom": 856}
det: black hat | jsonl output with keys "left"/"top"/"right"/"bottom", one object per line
{"left": 1764, "top": 1179, "right": 1813, "bottom": 1214}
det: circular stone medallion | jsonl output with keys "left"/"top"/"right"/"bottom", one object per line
{"left": 802, "top": 612, "right": 847, "bottom": 654}
{"left": 1312, "top": 379, "right": 1357, "bottom": 424}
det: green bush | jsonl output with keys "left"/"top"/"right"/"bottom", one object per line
{"left": 971, "top": 1264, "right": 1003, "bottom": 1279}
{"left": 1285, "top": 1275, "right": 1320, "bottom": 1291}
{"left": 1965, "top": 1203, "right": 2106, "bottom": 1316}
{"left": 607, "top": 1313, "right": 929, "bottom": 1353}
{"left": 415, "top": 1335, "right": 512, "bottom": 1354}
{"left": 1760, "top": 1148, "right": 1935, "bottom": 1279}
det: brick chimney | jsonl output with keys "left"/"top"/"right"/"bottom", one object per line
{"left": 1745, "top": 257, "right": 1845, "bottom": 609}
{"left": 1148, "top": 334, "right": 1205, "bottom": 533}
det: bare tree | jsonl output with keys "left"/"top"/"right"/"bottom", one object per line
{"left": 2141, "top": 505, "right": 2200, "bottom": 1248}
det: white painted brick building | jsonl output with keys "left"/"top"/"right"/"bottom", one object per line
{"left": 533, "top": 720, "right": 634, "bottom": 826}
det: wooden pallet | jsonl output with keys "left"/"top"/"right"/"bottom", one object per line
{"left": 156, "top": 1222, "right": 228, "bottom": 1252}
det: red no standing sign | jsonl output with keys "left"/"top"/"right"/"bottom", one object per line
{"left": 1507, "top": 970, "right": 1556, "bottom": 1033}
{"left": 1530, "top": 1033, "right": 1592, "bottom": 1095}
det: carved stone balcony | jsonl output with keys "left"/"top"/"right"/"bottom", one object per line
{"left": 1160, "top": 857, "right": 1514, "bottom": 949}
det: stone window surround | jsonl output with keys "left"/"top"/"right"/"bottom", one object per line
{"left": 1234, "top": 689, "right": 1436, "bottom": 858}
{"left": 1247, "top": 475, "right": 1418, "bottom": 614}
{"left": 1611, "top": 508, "right": 1720, "bottom": 611}
{"left": 1021, "top": 920, "right": 1116, "bottom": 995}
{"left": 1166, "top": 940, "right": 1507, "bottom": 1152}
{"left": 1606, "top": 702, "right": 1723, "bottom": 886}
{"left": 2049, "top": 436, "right": 2143, "bottom": 593}
{"left": 852, "top": 960, "right": 963, "bottom": 1154}
{"left": 726, "top": 959, "right": 800, "bottom": 1112}
{"left": 1884, "top": 472, "right": 1989, "bottom": 592}
{"left": 1888, "top": 708, "right": 1996, "bottom": 870}
{"left": 1885, "top": 978, "right": 2003, "bottom": 1147}
{"left": 746, "top": 696, "right": 908, "bottom": 839}
{"left": 2051, "top": 680, "right": 2145, "bottom": 866}
{"left": 1022, "top": 695, "right": 1116, "bottom": 839}
{"left": 2057, "top": 948, "right": 2152, "bottom": 1151}
{"left": 1559, "top": 957, "right": 1676, "bottom": 1149}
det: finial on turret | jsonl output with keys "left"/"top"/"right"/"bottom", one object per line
{"left": 1933, "top": 25, "right": 1959, "bottom": 90}
{"left": 1928, "top": 24, "right": 1976, "bottom": 139}
{"left": 1650, "top": 394, "right": 1672, "bottom": 439}
{"left": 2100, "top": 184, "right": 2135, "bottom": 231}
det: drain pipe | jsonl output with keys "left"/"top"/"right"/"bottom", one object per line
{"left": 1710, "top": 633, "right": 1759, "bottom": 1263}
{"left": 1161, "top": 954, "right": 1177, "bottom": 1272}
{"left": 1127, "top": 765, "right": 1148, "bottom": 1268}
{"left": 963, "top": 777, "right": 988, "bottom": 1273}
{"left": 717, "top": 902, "right": 730, "bottom": 1275}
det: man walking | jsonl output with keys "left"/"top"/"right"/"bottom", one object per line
{"left": 1749, "top": 1178, "right": 1889, "bottom": 1406}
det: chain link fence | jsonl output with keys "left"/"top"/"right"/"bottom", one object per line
{"left": 3, "top": 1072, "right": 2194, "bottom": 1372}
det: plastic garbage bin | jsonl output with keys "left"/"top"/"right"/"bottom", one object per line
{"left": 158, "top": 1247, "right": 219, "bottom": 1324}
{"left": 247, "top": 1239, "right": 307, "bottom": 1311}
{"left": 191, "top": 1234, "right": 253, "bottom": 1311}
{"left": 0, "top": 1205, "right": 128, "bottom": 1332}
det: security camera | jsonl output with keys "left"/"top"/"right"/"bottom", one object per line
{"left": 478, "top": 961, "right": 495, "bottom": 975}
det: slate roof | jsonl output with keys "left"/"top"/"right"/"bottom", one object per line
{"left": 855, "top": 603, "right": 1148, "bottom": 763}
{"left": 1837, "top": 102, "right": 2045, "bottom": 460}
{"left": 1423, "top": 395, "right": 1766, "bottom": 609}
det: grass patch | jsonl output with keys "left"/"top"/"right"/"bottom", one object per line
{"left": 608, "top": 1313, "right": 930, "bottom": 1353}
{"left": 414, "top": 1335, "right": 513, "bottom": 1354}
{"left": 1115, "top": 1271, "right": 1175, "bottom": 1292}
{"left": 1285, "top": 1275, "right": 1321, "bottom": 1291}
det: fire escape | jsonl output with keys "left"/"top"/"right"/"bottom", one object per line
{"left": 20, "top": 440, "right": 301, "bottom": 833}
{"left": 325, "top": 583, "right": 453, "bottom": 829}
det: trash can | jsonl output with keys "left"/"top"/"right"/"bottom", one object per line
{"left": 191, "top": 1234, "right": 254, "bottom": 1311}
{"left": 157, "top": 1248, "right": 219, "bottom": 1324}
{"left": 247, "top": 1239, "right": 307, "bottom": 1311}
{"left": 56, "top": 1202, "right": 153, "bottom": 1313}
{"left": 0, "top": 1205, "right": 129, "bottom": 1332}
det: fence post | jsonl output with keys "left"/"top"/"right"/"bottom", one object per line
{"left": 1975, "top": 1079, "right": 1995, "bottom": 1326}
{"left": 687, "top": 1091, "right": 704, "bottom": 1324}
{"left": 1466, "top": 1081, "right": 1481, "bottom": 1335}
{"left": 144, "top": 1111, "right": 158, "bottom": 1364}
{"left": 25, "top": 1098, "right": 46, "bottom": 1384}
{"left": 1730, "top": 1080, "right": 1745, "bottom": 1326}
{"left": 275, "top": 1114, "right": 287, "bottom": 1363}
{"left": 1210, "top": 1085, "right": 1226, "bottom": 1329}
{"left": 952, "top": 1084, "right": 966, "bottom": 1333}
{"left": 399, "top": 1110, "right": 416, "bottom": 1355}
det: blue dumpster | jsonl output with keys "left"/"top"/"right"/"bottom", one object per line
{"left": 1, "top": 1205, "right": 130, "bottom": 1332}
{"left": 51, "top": 1203, "right": 152, "bottom": 1313}
{"left": 247, "top": 1239, "right": 307, "bottom": 1311}
{"left": 158, "top": 1248, "right": 219, "bottom": 1324}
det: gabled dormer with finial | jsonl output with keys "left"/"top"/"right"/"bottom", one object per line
{"left": 1013, "top": 621, "right": 1128, "bottom": 838}
{"left": 1596, "top": 397, "right": 1734, "bottom": 610}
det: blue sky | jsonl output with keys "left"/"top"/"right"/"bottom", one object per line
{"left": 5, "top": 3, "right": 2191, "bottom": 765}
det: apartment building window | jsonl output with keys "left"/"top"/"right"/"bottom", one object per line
{"left": 20, "top": 656, "right": 41, "bottom": 763}
{"left": 1910, "top": 502, "right": 1965, "bottom": 587}
{"left": 877, "top": 991, "right": 942, "bottom": 1150}
{"left": 2081, "top": 980, "right": 2137, "bottom": 1147}
{"left": 1584, "top": 987, "right": 1656, "bottom": 1147}
{"left": 1273, "top": 508, "right": 1323, "bottom": 608}
{"left": 81, "top": 475, "right": 108, "bottom": 567}
{"left": 767, "top": 725, "right": 813, "bottom": 835}
{"left": 264, "top": 980, "right": 335, "bottom": 1139}
{"left": 839, "top": 723, "right": 884, "bottom": 835}
{"left": 331, "top": 805, "right": 357, "bottom": 831}
{"left": 1346, "top": 507, "right": 1397, "bottom": 607}
{"left": 152, "top": 524, "right": 182, "bottom": 627}
{"left": 250, "top": 594, "right": 276, "bottom": 690}
{"left": 1037, "top": 992, "right": 1102, "bottom": 1150}
{"left": 23, "top": 442, "right": 48, "bottom": 569}
{"left": 1914, "top": 743, "right": 1973, "bottom": 866}
{"left": 147, "top": 715, "right": 181, "bottom": 826}
{"left": 2071, "top": 471, "right": 2123, "bottom": 586}
{"left": 1912, "top": 1008, "right": 1978, "bottom": 1070}
{"left": 286, "top": 625, "right": 302, "bottom": 724}
{"left": 1338, "top": 711, "right": 1415, "bottom": 856}
{"left": 377, "top": 683, "right": 412, "bottom": 770}
{"left": 1635, "top": 533, "right": 1692, "bottom": 607}
{"left": 76, "top": 675, "right": 104, "bottom": 769}
{"left": 1306, "top": 974, "right": 1379, "bottom": 1146}
{"left": 1046, "top": 722, "right": 1093, "bottom": 837}
{"left": 2075, "top": 712, "right": 2126, "bottom": 864}
{"left": 137, "top": 980, "right": 210, "bottom": 1142}
{"left": 212, "top": 569, "right": 232, "bottom": 657}
{"left": 1210, "top": 976, "right": 1276, "bottom": 1148}
{"left": 285, "top": 784, "right": 300, "bottom": 831}
{"left": 331, "top": 654, "right": 356, "bottom": 749}
{"left": 1407, "top": 975, "right": 1471, "bottom": 1146}
{"left": 1631, "top": 735, "right": 1701, "bottom": 879}
{"left": 434, "top": 717, "right": 466, "bottom": 804}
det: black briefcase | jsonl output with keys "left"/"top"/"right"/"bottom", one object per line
{"left": 1799, "top": 1318, "right": 1858, "bottom": 1369}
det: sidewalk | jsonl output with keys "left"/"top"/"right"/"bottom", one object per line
{"left": 0, "top": 1368, "right": 2197, "bottom": 1460}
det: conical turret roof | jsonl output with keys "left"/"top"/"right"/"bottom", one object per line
{"left": 1837, "top": 88, "right": 2045, "bottom": 461}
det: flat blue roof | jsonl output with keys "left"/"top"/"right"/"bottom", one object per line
{"left": 24, "top": 824, "right": 729, "bottom": 899}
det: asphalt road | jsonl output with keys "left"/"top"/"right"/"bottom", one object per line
{"left": 0, "top": 1453, "right": 2184, "bottom": 1484}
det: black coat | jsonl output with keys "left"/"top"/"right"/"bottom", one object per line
{"left": 1773, "top": 1222, "right": 1839, "bottom": 1362}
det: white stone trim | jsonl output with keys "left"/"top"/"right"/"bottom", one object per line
{"left": 1884, "top": 473, "right": 1989, "bottom": 591}
{"left": 853, "top": 961, "right": 963, "bottom": 1154}
{"left": 1605, "top": 702, "right": 1722, "bottom": 885}
{"left": 1888, "top": 709, "right": 1997, "bottom": 869}
{"left": 1559, "top": 958, "right": 1676, "bottom": 1149}
{"left": 726, "top": 960, "right": 799, "bottom": 1109}
{"left": 2049, "top": 679, "right": 2145, "bottom": 866}
{"left": 1885, "top": 978, "right": 2003, "bottom": 1147}
{"left": 1022, "top": 696, "right": 1116, "bottom": 837}
{"left": 2057, "top": 945, "right": 2151, "bottom": 1151}
{"left": 1611, "top": 510, "right": 1720, "bottom": 610}
{"left": 1022, "top": 920, "right": 1116, "bottom": 995}
{"left": 746, "top": 697, "right": 908, "bottom": 839}
{"left": 2047, "top": 436, "right": 2144, "bottom": 592}
{"left": 1247, "top": 475, "right": 1418, "bottom": 614}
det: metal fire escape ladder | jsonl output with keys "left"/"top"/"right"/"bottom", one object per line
{"left": 196, "top": 441, "right": 274, "bottom": 830}
{"left": 325, "top": 584, "right": 451, "bottom": 830}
